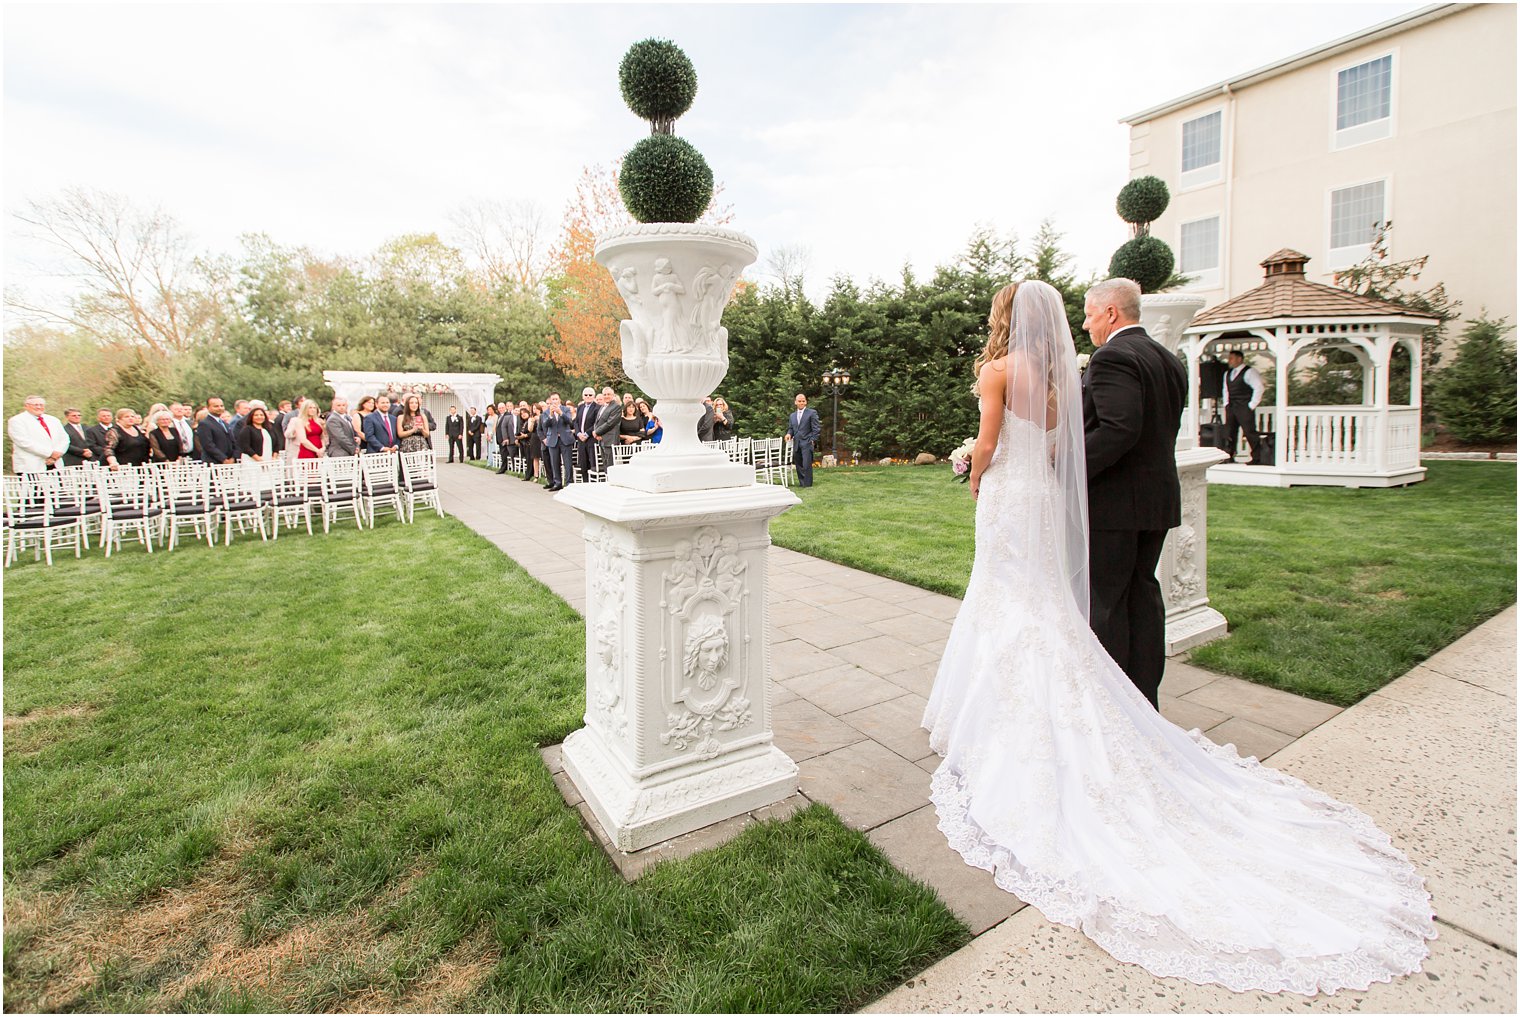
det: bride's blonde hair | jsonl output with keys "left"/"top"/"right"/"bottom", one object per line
{"left": 972, "top": 282, "right": 1019, "bottom": 394}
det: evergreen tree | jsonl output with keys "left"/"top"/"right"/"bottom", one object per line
{"left": 1430, "top": 316, "right": 1516, "bottom": 444}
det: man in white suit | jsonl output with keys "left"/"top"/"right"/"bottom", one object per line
{"left": 8, "top": 395, "right": 68, "bottom": 473}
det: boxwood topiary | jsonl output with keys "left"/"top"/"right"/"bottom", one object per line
{"left": 1109, "top": 236, "right": 1176, "bottom": 294}
{"left": 1116, "top": 176, "right": 1170, "bottom": 230}
{"left": 619, "top": 38, "right": 698, "bottom": 132}
{"left": 620, "top": 134, "right": 714, "bottom": 224}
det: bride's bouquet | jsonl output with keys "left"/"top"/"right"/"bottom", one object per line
{"left": 949, "top": 436, "right": 976, "bottom": 482}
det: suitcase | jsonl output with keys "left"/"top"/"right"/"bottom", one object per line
{"left": 1255, "top": 434, "right": 1276, "bottom": 467}
{"left": 1198, "top": 421, "right": 1229, "bottom": 452}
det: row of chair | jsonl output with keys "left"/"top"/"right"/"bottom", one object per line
{"left": 2, "top": 452, "right": 444, "bottom": 566}
{"left": 484, "top": 437, "right": 796, "bottom": 486}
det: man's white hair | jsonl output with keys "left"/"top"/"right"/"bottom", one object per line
{"left": 1085, "top": 278, "right": 1143, "bottom": 322}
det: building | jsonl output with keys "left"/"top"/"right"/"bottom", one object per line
{"left": 1121, "top": 3, "right": 1515, "bottom": 338}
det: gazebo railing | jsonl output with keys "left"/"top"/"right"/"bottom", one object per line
{"left": 1274, "top": 406, "right": 1420, "bottom": 472}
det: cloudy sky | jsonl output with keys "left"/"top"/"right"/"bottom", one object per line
{"left": 5, "top": 1, "right": 1422, "bottom": 304}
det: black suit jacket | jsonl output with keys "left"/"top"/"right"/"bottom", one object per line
{"left": 198, "top": 415, "right": 237, "bottom": 463}
{"left": 445, "top": 415, "right": 465, "bottom": 437}
{"left": 237, "top": 422, "right": 281, "bottom": 458}
{"left": 64, "top": 422, "right": 94, "bottom": 467}
{"left": 1082, "top": 327, "right": 1186, "bottom": 532}
{"left": 84, "top": 422, "right": 112, "bottom": 462}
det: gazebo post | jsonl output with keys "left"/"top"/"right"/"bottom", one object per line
{"left": 1272, "top": 331, "right": 1291, "bottom": 467}
{"left": 1373, "top": 332, "right": 1394, "bottom": 472}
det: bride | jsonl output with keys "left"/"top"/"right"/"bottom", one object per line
{"left": 921, "top": 279, "right": 1435, "bottom": 995}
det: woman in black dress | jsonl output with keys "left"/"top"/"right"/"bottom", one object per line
{"left": 147, "top": 411, "right": 184, "bottom": 462}
{"left": 519, "top": 405, "right": 539, "bottom": 482}
{"left": 104, "top": 408, "right": 151, "bottom": 469}
{"left": 618, "top": 393, "right": 647, "bottom": 445}
{"left": 711, "top": 397, "right": 735, "bottom": 441}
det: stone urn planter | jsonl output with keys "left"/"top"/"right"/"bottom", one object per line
{"left": 595, "top": 223, "right": 758, "bottom": 493}
{"left": 1139, "top": 292, "right": 1206, "bottom": 357}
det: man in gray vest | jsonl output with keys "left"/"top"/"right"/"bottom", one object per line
{"left": 1222, "top": 350, "right": 1265, "bottom": 465}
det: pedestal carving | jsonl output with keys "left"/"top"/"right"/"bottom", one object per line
{"left": 1161, "top": 445, "right": 1230, "bottom": 654}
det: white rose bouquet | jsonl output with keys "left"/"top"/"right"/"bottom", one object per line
{"left": 1077, "top": 352, "right": 1091, "bottom": 372}
{"left": 949, "top": 436, "right": 976, "bottom": 483}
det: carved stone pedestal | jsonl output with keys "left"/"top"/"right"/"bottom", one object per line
{"left": 555, "top": 482, "right": 801, "bottom": 852}
{"left": 1161, "top": 444, "right": 1231, "bottom": 655}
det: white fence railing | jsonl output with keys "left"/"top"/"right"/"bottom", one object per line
{"left": 1276, "top": 406, "right": 1421, "bottom": 472}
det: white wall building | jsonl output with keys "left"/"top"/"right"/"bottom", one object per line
{"left": 1122, "top": 3, "right": 1515, "bottom": 338}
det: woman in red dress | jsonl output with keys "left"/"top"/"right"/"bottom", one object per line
{"left": 295, "top": 400, "right": 325, "bottom": 459}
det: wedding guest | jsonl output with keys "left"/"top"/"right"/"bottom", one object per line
{"left": 636, "top": 399, "right": 661, "bottom": 444}
{"left": 324, "top": 397, "right": 357, "bottom": 456}
{"left": 619, "top": 394, "right": 647, "bottom": 444}
{"left": 785, "top": 392, "right": 821, "bottom": 487}
{"left": 85, "top": 408, "right": 114, "bottom": 462}
{"left": 396, "top": 394, "right": 432, "bottom": 454}
{"left": 198, "top": 398, "right": 237, "bottom": 464}
{"left": 62, "top": 408, "right": 96, "bottom": 467}
{"left": 170, "top": 403, "right": 197, "bottom": 460}
{"left": 697, "top": 396, "right": 716, "bottom": 443}
{"left": 572, "top": 386, "right": 600, "bottom": 483}
{"left": 482, "top": 404, "right": 498, "bottom": 454}
{"left": 539, "top": 393, "right": 576, "bottom": 491}
{"left": 288, "top": 399, "right": 324, "bottom": 460}
{"left": 1222, "top": 350, "right": 1267, "bottom": 465}
{"left": 363, "top": 396, "right": 398, "bottom": 454}
{"left": 519, "top": 404, "right": 539, "bottom": 482}
{"left": 104, "top": 408, "right": 151, "bottom": 469}
{"left": 273, "top": 398, "right": 295, "bottom": 432}
{"left": 712, "top": 397, "right": 735, "bottom": 441}
{"left": 467, "top": 406, "right": 485, "bottom": 460}
{"left": 444, "top": 405, "right": 465, "bottom": 462}
{"left": 351, "top": 396, "right": 374, "bottom": 450}
{"left": 592, "top": 386, "right": 621, "bottom": 477}
{"left": 8, "top": 395, "right": 68, "bottom": 473}
{"left": 146, "top": 403, "right": 170, "bottom": 432}
{"left": 237, "top": 406, "right": 276, "bottom": 461}
{"left": 147, "top": 410, "right": 185, "bottom": 462}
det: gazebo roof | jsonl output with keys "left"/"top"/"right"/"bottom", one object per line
{"left": 1189, "top": 249, "right": 1440, "bottom": 329}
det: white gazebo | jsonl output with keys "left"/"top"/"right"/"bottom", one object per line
{"left": 1179, "top": 250, "right": 1438, "bottom": 488}
{"left": 322, "top": 371, "right": 501, "bottom": 454}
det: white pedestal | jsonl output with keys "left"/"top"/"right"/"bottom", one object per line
{"left": 555, "top": 481, "right": 802, "bottom": 852}
{"left": 1161, "top": 445, "right": 1231, "bottom": 655}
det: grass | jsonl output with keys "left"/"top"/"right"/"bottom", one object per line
{"left": 2, "top": 516, "right": 967, "bottom": 1012}
{"left": 770, "top": 461, "right": 1516, "bottom": 706}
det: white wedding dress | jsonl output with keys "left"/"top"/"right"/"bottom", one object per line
{"left": 922, "top": 406, "right": 1436, "bottom": 995}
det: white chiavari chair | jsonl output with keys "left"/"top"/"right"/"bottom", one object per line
{"left": 318, "top": 456, "right": 364, "bottom": 533}
{"left": 210, "top": 463, "right": 269, "bottom": 545}
{"left": 269, "top": 461, "right": 316, "bottom": 539}
{"left": 95, "top": 465, "right": 162, "bottom": 556}
{"left": 358, "top": 452, "right": 405, "bottom": 527}
{"left": 399, "top": 449, "right": 444, "bottom": 520}
{"left": 3, "top": 473, "right": 83, "bottom": 566}
{"left": 160, "top": 461, "right": 218, "bottom": 549}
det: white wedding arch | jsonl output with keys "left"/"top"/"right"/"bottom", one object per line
{"left": 322, "top": 371, "right": 502, "bottom": 455}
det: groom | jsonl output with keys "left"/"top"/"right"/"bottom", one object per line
{"left": 1081, "top": 278, "right": 1186, "bottom": 709}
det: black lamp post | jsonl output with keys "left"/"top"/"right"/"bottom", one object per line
{"left": 821, "top": 368, "right": 851, "bottom": 464}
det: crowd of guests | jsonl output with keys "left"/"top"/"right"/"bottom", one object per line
{"left": 8, "top": 388, "right": 741, "bottom": 486}
{"left": 485, "top": 387, "right": 736, "bottom": 491}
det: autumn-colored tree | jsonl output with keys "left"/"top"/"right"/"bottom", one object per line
{"left": 545, "top": 163, "right": 733, "bottom": 385}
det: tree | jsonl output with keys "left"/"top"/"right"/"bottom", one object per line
{"left": 447, "top": 198, "right": 551, "bottom": 296}
{"left": 9, "top": 188, "right": 217, "bottom": 358}
{"left": 1430, "top": 316, "right": 1516, "bottom": 444}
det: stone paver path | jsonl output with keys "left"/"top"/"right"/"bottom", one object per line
{"left": 439, "top": 463, "right": 1515, "bottom": 1011}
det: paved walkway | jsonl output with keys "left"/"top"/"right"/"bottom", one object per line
{"left": 438, "top": 463, "right": 1515, "bottom": 1012}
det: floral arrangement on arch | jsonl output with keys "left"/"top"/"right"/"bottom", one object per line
{"left": 382, "top": 382, "right": 452, "bottom": 395}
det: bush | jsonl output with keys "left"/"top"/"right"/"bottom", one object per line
{"left": 1431, "top": 315, "right": 1517, "bottom": 444}
{"left": 1116, "top": 176, "right": 1170, "bottom": 226}
{"left": 619, "top": 134, "right": 714, "bottom": 224}
{"left": 1108, "top": 236, "right": 1175, "bottom": 294}
{"left": 619, "top": 39, "right": 698, "bottom": 128}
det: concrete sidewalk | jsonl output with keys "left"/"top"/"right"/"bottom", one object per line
{"left": 439, "top": 463, "right": 1515, "bottom": 1012}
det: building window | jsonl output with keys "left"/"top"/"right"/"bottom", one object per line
{"left": 1329, "top": 180, "right": 1386, "bottom": 267}
{"left": 1180, "top": 110, "right": 1223, "bottom": 188}
{"left": 1334, "top": 53, "right": 1393, "bottom": 147}
{"left": 1179, "top": 216, "right": 1221, "bottom": 289}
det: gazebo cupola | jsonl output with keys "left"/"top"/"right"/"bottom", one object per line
{"left": 1179, "top": 249, "right": 1439, "bottom": 488}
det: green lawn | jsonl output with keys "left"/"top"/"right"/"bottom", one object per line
{"left": 2, "top": 517, "right": 965, "bottom": 1012}
{"left": 771, "top": 461, "right": 1517, "bottom": 706}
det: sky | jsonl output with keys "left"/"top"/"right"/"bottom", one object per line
{"left": 4, "top": 1, "right": 1426, "bottom": 306}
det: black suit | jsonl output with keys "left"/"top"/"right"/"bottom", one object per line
{"left": 1082, "top": 325, "right": 1186, "bottom": 708}
{"left": 84, "top": 422, "right": 113, "bottom": 462}
{"left": 63, "top": 422, "right": 94, "bottom": 467}
{"left": 198, "top": 415, "right": 237, "bottom": 463}
{"left": 572, "top": 400, "right": 600, "bottom": 482}
{"left": 445, "top": 414, "right": 465, "bottom": 462}
{"left": 466, "top": 414, "right": 484, "bottom": 459}
{"left": 495, "top": 413, "right": 520, "bottom": 474}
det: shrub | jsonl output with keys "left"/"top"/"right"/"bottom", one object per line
{"left": 1108, "top": 236, "right": 1175, "bottom": 294}
{"left": 1116, "top": 176, "right": 1170, "bottom": 229}
{"left": 1431, "top": 315, "right": 1517, "bottom": 444}
{"left": 619, "top": 39, "right": 698, "bottom": 131}
{"left": 619, "top": 134, "right": 714, "bottom": 224}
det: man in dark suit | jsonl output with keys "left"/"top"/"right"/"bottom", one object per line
{"left": 363, "top": 395, "right": 400, "bottom": 454}
{"left": 466, "top": 407, "right": 484, "bottom": 460}
{"left": 1080, "top": 277, "right": 1187, "bottom": 709}
{"left": 538, "top": 393, "right": 576, "bottom": 491}
{"left": 198, "top": 397, "right": 237, "bottom": 464}
{"left": 785, "top": 393, "right": 821, "bottom": 487}
{"left": 494, "top": 402, "right": 520, "bottom": 475}
{"left": 592, "top": 387, "right": 621, "bottom": 479}
{"left": 444, "top": 405, "right": 465, "bottom": 462}
{"left": 571, "top": 387, "right": 600, "bottom": 483}
{"left": 62, "top": 408, "right": 96, "bottom": 466}
{"left": 697, "top": 396, "right": 716, "bottom": 443}
{"left": 84, "top": 408, "right": 114, "bottom": 462}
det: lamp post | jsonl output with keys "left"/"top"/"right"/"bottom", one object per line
{"left": 820, "top": 368, "right": 851, "bottom": 464}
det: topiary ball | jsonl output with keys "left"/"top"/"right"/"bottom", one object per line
{"left": 619, "top": 39, "right": 698, "bottom": 127}
{"left": 1116, "top": 175, "right": 1170, "bottom": 226}
{"left": 1108, "top": 236, "right": 1176, "bottom": 293}
{"left": 619, "top": 134, "right": 714, "bottom": 223}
